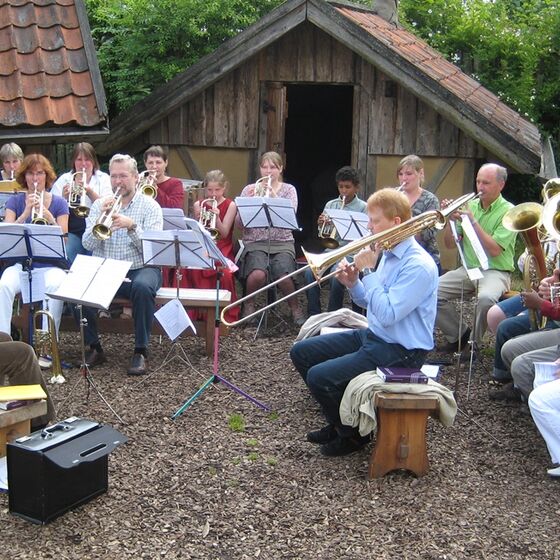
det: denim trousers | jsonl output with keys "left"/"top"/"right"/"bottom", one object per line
{"left": 79, "top": 267, "right": 162, "bottom": 350}
{"left": 290, "top": 328, "right": 427, "bottom": 435}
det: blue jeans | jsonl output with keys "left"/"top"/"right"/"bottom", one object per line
{"left": 290, "top": 329, "right": 428, "bottom": 435}
{"left": 79, "top": 267, "right": 162, "bottom": 350}
{"left": 66, "top": 232, "right": 91, "bottom": 264}
{"left": 497, "top": 294, "right": 524, "bottom": 318}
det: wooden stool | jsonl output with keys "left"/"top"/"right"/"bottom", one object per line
{"left": 368, "top": 393, "right": 438, "bottom": 479}
{"left": 0, "top": 400, "right": 47, "bottom": 458}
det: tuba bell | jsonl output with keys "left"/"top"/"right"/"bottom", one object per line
{"left": 502, "top": 202, "right": 547, "bottom": 330}
{"left": 541, "top": 178, "right": 560, "bottom": 203}
{"left": 34, "top": 309, "right": 65, "bottom": 384}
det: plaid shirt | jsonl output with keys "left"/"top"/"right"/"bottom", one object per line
{"left": 83, "top": 191, "right": 163, "bottom": 269}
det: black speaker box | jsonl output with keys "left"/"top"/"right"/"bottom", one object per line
{"left": 7, "top": 417, "right": 126, "bottom": 524}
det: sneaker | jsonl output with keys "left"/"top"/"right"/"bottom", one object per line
{"left": 437, "top": 328, "right": 471, "bottom": 353}
{"left": 320, "top": 434, "right": 370, "bottom": 457}
{"left": 306, "top": 425, "right": 337, "bottom": 445}
{"left": 49, "top": 374, "right": 66, "bottom": 385}
{"left": 489, "top": 382, "right": 522, "bottom": 402}
{"left": 547, "top": 465, "right": 560, "bottom": 478}
{"left": 38, "top": 355, "right": 52, "bottom": 369}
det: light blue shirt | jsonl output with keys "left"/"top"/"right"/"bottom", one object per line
{"left": 348, "top": 237, "right": 438, "bottom": 350}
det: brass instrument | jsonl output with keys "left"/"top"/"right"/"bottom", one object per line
{"left": 92, "top": 189, "right": 123, "bottom": 240}
{"left": 542, "top": 191, "right": 560, "bottom": 242}
{"left": 31, "top": 182, "right": 48, "bottom": 225}
{"left": 503, "top": 202, "right": 547, "bottom": 330}
{"left": 318, "top": 195, "right": 346, "bottom": 250}
{"left": 254, "top": 175, "right": 272, "bottom": 197}
{"left": 221, "top": 191, "right": 479, "bottom": 327}
{"left": 541, "top": 178, "right": 560, "bottom": 203}
{"left": 34, "top": 309, "right": 65, "bottom": 384}
{"left": 138, "top": 170, "right": 158, "bottom": 198}
{"left": 0, "top": 179, "right": 22, "bottom": 193}
{"left": 199, "top": 197, "right": 219, "bottom": 240}
{"left": 68, "top": 168, "right": 89, "bottom": 218}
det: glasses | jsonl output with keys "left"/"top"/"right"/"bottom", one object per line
{"left": 25, "top": 170, "right": 46, "bottom": 177}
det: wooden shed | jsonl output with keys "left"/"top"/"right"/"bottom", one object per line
{"left": 97, "top": 0, "right": 555, "bottom": 267}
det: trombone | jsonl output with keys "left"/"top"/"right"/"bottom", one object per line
{"left": 318, "top": 195, "right": 345, "bottom": 250}
{"left": 138, "top": 170, "right": 158, "bottom": 198}
{"left": 68, "top": 168, "right": 89, "bottom": 218}
{"left": 92, "top": 188, "right": 123, "bottom": 240}
{"left": 221, "top": 191, "right": 479, "bottom": 327}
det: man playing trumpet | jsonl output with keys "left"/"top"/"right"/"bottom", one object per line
{"left": 81, "top": 154, "right": 163, "bottom": 375}
{"left": 291, "top": 189, "right": 438, "bottom": 456}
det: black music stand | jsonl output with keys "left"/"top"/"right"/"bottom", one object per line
{"left": 172, "top": 219, "right": 270, "bottom": 418}
{"left": 47, "top": 255, "right": 131, "bottom": 424}
{"left": 0, "top": 223, "right": 67, "bottom": 342}
{"left": 327, "top": 209, "right": 369, "bottom": 242}
{"left": 235, "top": 196, "right": 299, "bottom": 336}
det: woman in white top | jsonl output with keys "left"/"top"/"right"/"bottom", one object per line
{"left": 50, "top": 143, "right": 111, "bottom": 263}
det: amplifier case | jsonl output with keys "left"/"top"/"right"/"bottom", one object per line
{"left": 7, "top": 417, "right": 126, "bottom": 524}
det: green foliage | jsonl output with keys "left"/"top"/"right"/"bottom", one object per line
{"left": 227, "top": 412, "right": 246, "bottom": 432}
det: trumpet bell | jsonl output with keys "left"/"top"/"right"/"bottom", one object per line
{"left": 92, "top": 223, "right": 112, "bottom": 240}
{"left": 140, "top": 184, "right": 158, "bottom": 198}
{"left": 208, "top": 228, "right": 220, "bottom": 240}
{"left": 32, "top": 216, "right": 49, "bottom": 225}
{"left": 320, "top": 237, "right": 340, "bottom": 250}
{"left": 73, "top": 205, "right": 90, "bottom": 218}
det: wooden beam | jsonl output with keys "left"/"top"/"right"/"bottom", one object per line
{"left": 425, "top": 159, "right": 457, "bottom": 195}
{"left": 176, "top": 147, "right": 203, "bottom": 180}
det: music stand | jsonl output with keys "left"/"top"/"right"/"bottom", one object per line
{"left": 326, "top": 209, "right": 369, "bottom": 242}
{"left": 47, "top": 255, "right": 131, "bottom": 423}
{"left": 0, "top": 223, "right": 67, "bottom": 342}
{"left": 235, "top": 196, "right": 299, "bottom": 335}
{"left": 171, "top": 219, "right": 270, "bottom": 418}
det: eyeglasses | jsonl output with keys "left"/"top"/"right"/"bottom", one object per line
{"left": 110, "top": 174, "right": 131, "bottom": 180}
{"left": 25, "top": 170, "right": 46, "bottom": 177}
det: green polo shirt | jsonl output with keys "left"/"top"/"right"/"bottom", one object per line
{"left": 457, "top": 195, "right": 517, "bottom": 271}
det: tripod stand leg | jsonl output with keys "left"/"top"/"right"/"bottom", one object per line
{"left": 172, "top": 375, "right": 215, "bottom": 418}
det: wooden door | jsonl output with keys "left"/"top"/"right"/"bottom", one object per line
{"left": 261, "top": 82, "right": 287, "bottom": 163}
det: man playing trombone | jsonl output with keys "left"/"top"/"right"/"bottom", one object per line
{"left": 290, "top": 188, "right": 438, "bottom": 457}
{"left": 81, "top": 154, "right": 163, "bottom": 375}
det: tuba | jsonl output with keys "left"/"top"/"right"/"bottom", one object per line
{"left": 92, "top": 188, "right": 123, "bottom": 240}
{"left": 254, "top": 175, "right": 272, "bottom": 197}
{"left": 502, "top": 202, "right": 547, "bottom": 330}
{"left": 31, "top": 182, "right": 48, "bottom": 225}
{"left": 541, "top": 178, "right": 560, "bottom": 203}
{"left": 318, "top": 195, "right": 346, "bottom": 250}
{"left": 199, "top": 197, "right": 220, "bottom": 240}
{"left": 137, "top": 170, "right": 158, "bottom": 198}
{"left": 68, "top": 168, "right": 89, "bottom": 218}
{"left": 34, "top": 309, "right": 65, "bottom": 384}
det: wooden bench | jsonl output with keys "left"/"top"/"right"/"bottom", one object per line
{"left": 0, "top": 400, "right": 47, "bottom": 457}
{"left": 368, "top": 393, "right": 439, "bottom": 479}
{"left": 13, "top": 287, "right": 231, "bottom": 357}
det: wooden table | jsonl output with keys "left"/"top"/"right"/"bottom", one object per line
{"left": 0, "top": 400, "right": 47, "bottom": 457}
{"left": 368, "top": 393, "right": 439, "bottom": 479}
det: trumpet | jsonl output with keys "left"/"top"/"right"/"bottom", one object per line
{"left": 199, "top": 197, "right": 220, "bottom": 240}
{"left": 34, "top": 309, "right": 64, "bottom": 384}
{"left": 221, "top": 191, "right": 478, "bottom": 327}
{"left": 254, "top": 175, "right": 272, "bottom": 197}
{"left": 318, "top": 195, "right": 346, "bottom": 250}
{"left": 138, "top": 170, "right": 158, "bottom": 198}
{"left": 31, "top": 182, "right": 48, "bottom": 225}
{"left": 92, "top": 188, "right": 123, "bottom": 240}
{"left": 68, "top": 168, "right": 89, "bottom": 218}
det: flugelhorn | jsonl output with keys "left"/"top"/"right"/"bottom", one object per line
{"left": 31, "top": 182, "right": 48, "bottom": 225}
{"left": 318, "top": 195, "right": 346, "bottom": 250}
{"left": 68, "top": 168, "right": 89, "bottom": 218}
{"left": 502, "top": 202, "right": 547, "bottom": 330}
{"left": 254, "top": 175, "right": 272, "bottom": 197}
{"left": 92, "top": 188, "right": 123, "bottom": 240}
{"left": 221, "top": 191, "right": 479, "bottom": 327}
{"left": 199, "top": 197, "right": 220, "bottom": 240}
{"left": 34, "top": 309, "right": 64, "bottom": 384}
{"left": 138, "top": 170, "right": 158, "bottom": 198}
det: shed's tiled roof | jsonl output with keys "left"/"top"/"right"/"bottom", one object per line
{"left": 335, "top": 5, "right": 541, "bottom": 155}
{"left": 0, "top": 0, "right": 107, "bottom": 130}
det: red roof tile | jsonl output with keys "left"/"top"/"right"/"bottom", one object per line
{"left": 335, "top": 5, "right": 541, "bottom": 155}
{"left": 0, "top": 0, "right": 106, "bottom": 131}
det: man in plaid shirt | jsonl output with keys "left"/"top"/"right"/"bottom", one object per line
{"left": 82, "top": 154, "right": 163, "bottom": 375}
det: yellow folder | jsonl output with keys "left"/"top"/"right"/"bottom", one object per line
{"left": 0, "top": 384, "right": 47, "bottom": 401}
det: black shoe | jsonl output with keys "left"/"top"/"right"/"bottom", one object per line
{"left": 127, "top": 353, "right": 147, "bottom": 376}
{"left": 307, "top": 425, "right": 337, "bottom": 445}
{"left": 84, "top": 348, "right": 106, "bottom": 368}
{"left": 320, "top": 434, "right": 370, "bottom": 457}
{"left": 437, "top": 328, "right": 471, "bottom": 353}
{"left": 489, "top": 382, "right": 522, "bottom": 402}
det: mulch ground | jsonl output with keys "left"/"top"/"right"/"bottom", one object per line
{"left": 2, "top": 307, "right": 560, "bottom": 559}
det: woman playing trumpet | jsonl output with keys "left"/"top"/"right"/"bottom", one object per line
{"left": 237, "top": 151, "right": 305, "bottom": 326}
{"left": 144, "top": 145, "right": 184, "bottom": 209}
{"left": 0, "top": 154, "right": 69, "bottom": 336}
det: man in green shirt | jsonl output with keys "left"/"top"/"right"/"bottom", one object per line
{"left": 436, "top": 163, "right": 517, "bottom": 352}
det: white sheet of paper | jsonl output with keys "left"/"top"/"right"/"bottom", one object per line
{"left": 327, "top": 209, "right": 369, "bottom": 241}
{"left": 155, "top": 298, "right": 196, "bottom": 341}
{"left": 420, "top": 364, "right": 440, "bottom": 379}
{"left": 0, "top": 223, "right": 66, "bottom": 261}
{"left": 450, "top": 221, "right": 482, "bottom": 281}
{"left": 235, "top": 197, "right": 299, "bottom": 230}
{"left": 47, "top": 254, "right": 132, "bottom": 310}
{"left": 461, "top": 215, "right": 489, "bottom": 270}
{"left": 162, "top": 208, "right": 187, "bottom": 230}
{"left": 19, "top": 268, "right": 46, "bottom": 303}
{"left": 0, "top": 456, "right": 7, "bottom": 492}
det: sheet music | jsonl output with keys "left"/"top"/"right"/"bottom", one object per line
{"left": 47, "top": 254, "right": 132, "bottom": 310}
{"left": 235, "top": 197, "right": 299, "bottom": 230}
{"left": 19, "top": 268, "right": 46, "bottom": 303}
{"left": 155, "top": 298, "right": 196, "bottom": 340}
{"left": 327, "top": 209, "right": 369, "bottom": 241}
{"left": 162, "top": 208, "right": 187, "bottom": 230}
{"left": 0, "top": 223, "right": 66, "bottom": 261}
{"left": 461, "top": 215, "right": 489, "bottom": 270}
{"left": 450, "top": 221, "right": 483, "bottom": 281}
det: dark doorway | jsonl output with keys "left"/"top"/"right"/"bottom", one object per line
{"left": 282, "top": 84, "right": 353, "bottom": 253}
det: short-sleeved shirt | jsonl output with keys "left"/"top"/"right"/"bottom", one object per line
{"left": 457, "top": 195, "right": 516, "bottom": 271}
{"left": 6, "top": 192, "right": 69, "bottom": 223}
